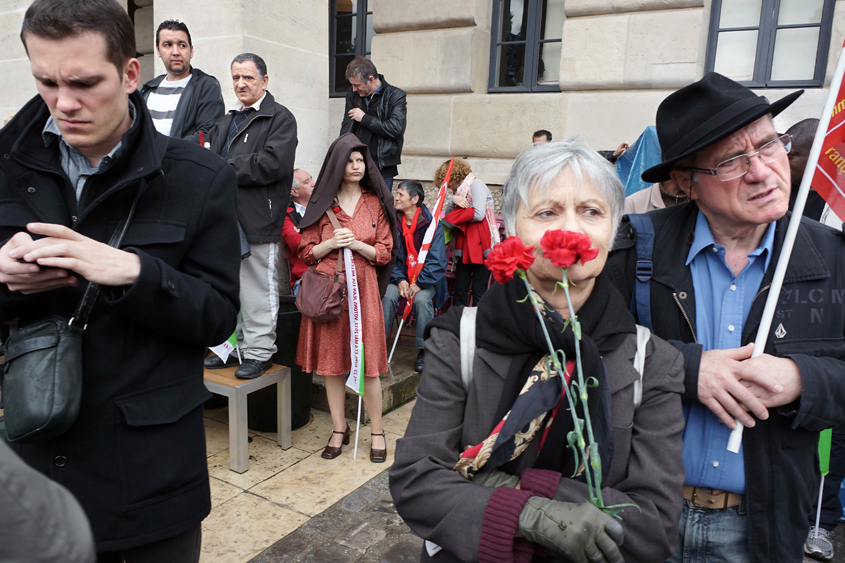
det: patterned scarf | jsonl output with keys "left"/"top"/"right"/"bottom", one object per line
{"left": 451, "top": 273, "right": 635, "bottom": 480}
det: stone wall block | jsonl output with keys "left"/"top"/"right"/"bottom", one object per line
{"left": 559, "top": 14, "right": 629, "bottom": 89}
{"left": 622, "top": 8, "right": 704, "bottom": 88}
{"left": 138, "top": 54, "right": 155, "bottom": 85}
{"left": 402, "top": 95, "right": 455, "bottom": 156}
{"left": 565, "top": 0, "right": 703, "bottom": 17}
{"left": 135, "top": 6, "right": 155, "bottom": 55}
{"left": 564, "top": 89, "right": 674, "bottom": 150}
{"left": 373, "top": 27, "right": 486, "bottom": 94}
{"left": 450, "top": 93, "right": 569, "bottom": 159}
{"left": 242, "top": 37, "right": 328, "bottom": 114}
{"left": 154, "top": 0, "right": 244, "bottom": 46}
{"left": 243, "top": 0, "right": 328, "bottom": 56}
{"left": 373, "top": 0, "right": 490, "bottom": 33}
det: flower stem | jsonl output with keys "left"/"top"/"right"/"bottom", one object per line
{"left": 518, "top": 272, "right": 597, "bottom": 505}
{"left": 561, "top": 270, "right": 605, "bottom": 508}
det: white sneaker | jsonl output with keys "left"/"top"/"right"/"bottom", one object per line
{"left": 804, "top": 526, "right": 834, "bottom": 561}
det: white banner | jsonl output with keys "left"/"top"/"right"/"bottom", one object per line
{"left": 344, "top": 248, "right": 365, "bottom": 395}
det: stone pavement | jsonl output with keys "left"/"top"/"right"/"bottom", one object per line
{"left": 248, "top": 470, "right": 423, "bottom": 563}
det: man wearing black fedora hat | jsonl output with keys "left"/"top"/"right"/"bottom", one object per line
{"left": 608, "top": 72, "right": 845, "bottom": 562}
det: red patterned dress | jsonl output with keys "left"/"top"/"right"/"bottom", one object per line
{"left": 296, "top": 191, "right": 393, "bottom": 377}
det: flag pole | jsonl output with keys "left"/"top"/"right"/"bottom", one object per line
{"left": 814, "top": 475, "right": 825, "bottom": 538}
{"left": 388, "top": 318, "right": 404, "bottom": 363}
{"left": 727, "top": 38, "right": 845, "bottom": 453}
{"left": 353, "top": 395, "right": 362, "bottom": 460}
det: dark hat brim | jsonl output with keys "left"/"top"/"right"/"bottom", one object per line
{"left": 641, "top": 89, "right": 803, "bottom": 184}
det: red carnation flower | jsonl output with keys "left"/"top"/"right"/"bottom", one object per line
{"left": 484, "top": 237, "right": 535, "bottom": 284}
{"left": 332, "top": 205, "right": 341, "bottom": 213}
{"left": 541, "top": 230, "right": 599, "bottom": 269}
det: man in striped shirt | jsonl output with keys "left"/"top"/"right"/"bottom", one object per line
{"left": 140, "top": 20, "right": 223, "bottom": 143}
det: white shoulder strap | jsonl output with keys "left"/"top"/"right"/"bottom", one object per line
{"left": 460, "top": 307, "right": 478, "bottom": 392}
{"left": 633, "top": 325, "right": 650, "bottom": 409}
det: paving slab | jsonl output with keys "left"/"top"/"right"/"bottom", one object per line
{"left": 249, "top": 470, "right": 423, "bottom": 563}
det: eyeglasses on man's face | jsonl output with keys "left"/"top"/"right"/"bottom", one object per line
{"left": 689, "top": 133, "right": 792, "bottom": 182}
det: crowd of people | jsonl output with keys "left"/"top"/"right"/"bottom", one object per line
{"left": 3, "top": 0, "right": 845, "bottom": 562}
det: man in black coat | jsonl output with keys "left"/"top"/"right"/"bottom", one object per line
{"left": 140, "top": 19, "right": 225, "bottom": 144}
{"left": 340, "top": 56, "right": 406, "bottom": 190}
{"left": 206, "top": 52, "right": 297, "bottom": 379}
{"left": 0, "top": 0, "right": 240, "bottom": 559}
{"left": 607, "top": 72, "right": 845, "bottom": 562}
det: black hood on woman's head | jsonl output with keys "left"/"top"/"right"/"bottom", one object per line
{"left": 300, "top": 133, "right": 388, "bottom": 229}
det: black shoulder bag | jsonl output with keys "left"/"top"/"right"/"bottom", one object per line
{"left": 2, "top": 194, "right": 140, "bottom": 443}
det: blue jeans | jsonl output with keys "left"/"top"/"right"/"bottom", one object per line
{"left": 382, "top": 175, "right": 394, "bottom": 190}
{"left": 382, "top": 283, "right": 435, "bottom": 349}
{"left": 666, "top": 500, "right": 750, "bottom": 563}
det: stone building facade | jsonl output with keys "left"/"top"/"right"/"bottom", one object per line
{"left": 1, "top": 0, "right": 843, "bottom": 184}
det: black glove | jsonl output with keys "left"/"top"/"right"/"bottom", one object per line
{"left": 518, "top": 497, "right": 624, "bottom": 563}
{"left": 472, "top": 468, "right": 520, "bottom": 489}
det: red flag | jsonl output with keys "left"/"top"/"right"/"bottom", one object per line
{"left": 812, "top": 40, "right": 845, "bottom": 223}
{"left": 401, "top": 158, "right": 453, "bottom": 321}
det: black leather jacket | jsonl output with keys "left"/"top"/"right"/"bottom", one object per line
{"left": 607, "top": 203, "right": 845, "bottom": 562}
{"left": 140, "top": 67, "right": 225, "bottom": 144}
{"left": 340, "top": 74, "right": 406, "bottom": 171}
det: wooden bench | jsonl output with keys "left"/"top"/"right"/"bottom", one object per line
{"left": 203, "top": 363, "right": 292, "bottom": 473}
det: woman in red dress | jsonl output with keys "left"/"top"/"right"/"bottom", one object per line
{"left": 296, "top": 134, "right": 396, "bottom": 462}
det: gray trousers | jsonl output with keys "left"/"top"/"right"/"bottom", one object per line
{"left": 236, "top": 241, "right": 280, "bottom": 361}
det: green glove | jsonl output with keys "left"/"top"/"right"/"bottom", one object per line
{"left": 472, "top": 469, "right": 520, "bottom": 489}
{"left": 518, "top": 497, "right": 624, "bottom": 563}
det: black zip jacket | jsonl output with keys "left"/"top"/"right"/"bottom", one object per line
{"left": 340, "top": 74, "right": 406, "bottom": 172}
{"left": 207, "top": 91, "right": 298, "bottom": 243}
{"left": 140, "top": 67, "right": 225, "bottom": 144}
{"left": 607, "top": 202, "right": 845, "bottom": 562}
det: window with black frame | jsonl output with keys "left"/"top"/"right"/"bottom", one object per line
{"left": 330, "top": 0, "right": 374, "bottom": 97}
{"left": 707, "top": 0, "right": 835, "bottom": 88}
{"left": 488, "top": 0, "right": 564, "bottom": 93}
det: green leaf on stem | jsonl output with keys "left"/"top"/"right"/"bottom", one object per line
{"left": 586, "top": 376, "right": 599, "bottom": 388}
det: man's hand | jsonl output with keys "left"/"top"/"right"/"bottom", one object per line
{"left": 0, "top": 231, "right": 78, "bottom": 294}
{"left": 698, "top": 344, "right": 786, "bottom": 428}
{"left": 6, "top": 223, "right": 141, "bottom": 289}
{"left": 397, "top": 280, "right": 410, "bottom": 299}
{"left": 739, "top": 354, "right": 802, "bottom": 408}
{"left": 613, "top": 143, "right": 629, "bottom": 157}
{"left": 408, "top": 282, "right": 421, "bottom": 299}
{"left": 348, "top": 108, "right": 365, "bottom": 122}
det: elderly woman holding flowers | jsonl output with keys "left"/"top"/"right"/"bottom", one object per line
{"left": 390, "top": 139, "right": 686, "bottom": 563}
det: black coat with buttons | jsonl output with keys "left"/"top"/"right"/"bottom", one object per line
{"left": 606, "top": 202, "right": 845, "bottom": 563}
{"left": 0, "top": 91, "right": 240, "bottom": 551}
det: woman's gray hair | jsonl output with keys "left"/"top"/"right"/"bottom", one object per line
{"left": 501, "top": 138, "right": 625, "bottom": 238}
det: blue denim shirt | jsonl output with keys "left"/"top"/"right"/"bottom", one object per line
{"left": 682, "top": 210, "right": 775, "bottom": 494}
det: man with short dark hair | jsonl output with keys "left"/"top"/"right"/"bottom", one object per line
{"left": 381, "top": 180, "right": 447, "bottom": 372}
{"left": 608, "top": 72, "right": 845, "bottom": 562}
{"left": 0, "top": 0, "right": 240, "bottom": 559}
{"left": 340, "top": 55, "right": 406, "bottom": 189}
{"left": 140, "top": 20, "right": 224, "bottom": 143}
{"left": 532, "top": 129, "right": 552, "bottom": 144}
{"left": 207, "top": 52, "right": 297, "bottom": 379}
